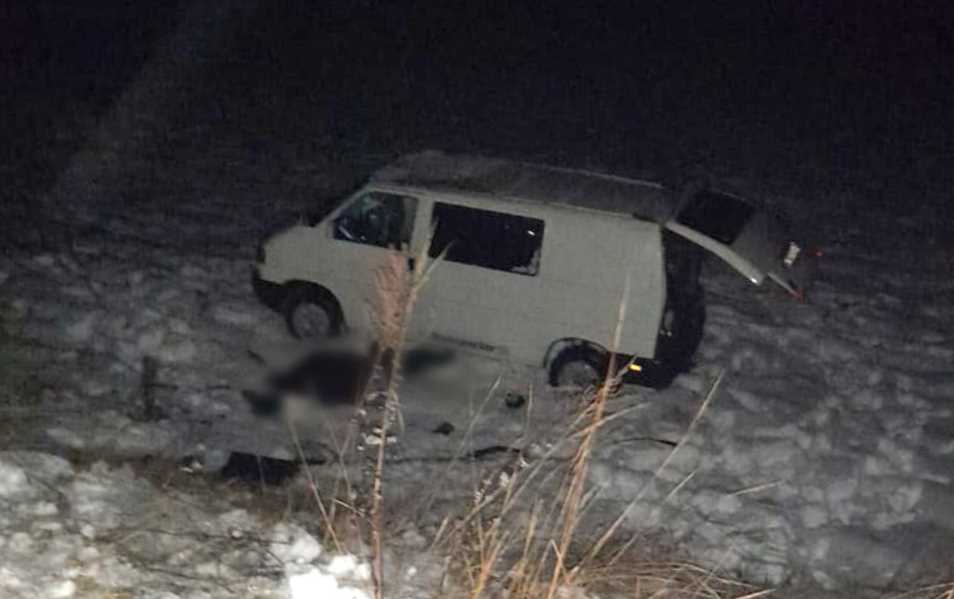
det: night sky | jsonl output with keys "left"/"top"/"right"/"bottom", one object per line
{"left": 3, "top": 1, "right": 953, "bottom": 216}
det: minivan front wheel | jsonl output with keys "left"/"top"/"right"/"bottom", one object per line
{"left": 283, "top": 287, "right": 342, "bottom": 340}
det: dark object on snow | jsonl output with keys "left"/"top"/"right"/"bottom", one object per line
{"left": 471, "top": 445, "right": 520, "bottom": 459}
{"left": 243, "top": 345, "right": 461, "bottom": 418}
{"left": 504, "top": 393, "right": 526, "bottom": 408}
{"left": 141, "top": 355, "right": 162, "bottom": 420}
{"left": 267, "top": 350, "right": 375, "bottom": 405}
{"left": 178, "top": 455, "right": 204, "bottom": 474}
{"left": 402, "top": 347, "right": 455, "bottom": 376}
{"left": 220, "top": 452, "right": 300, "bottom": 485}
{"left": 242, "top": 390, "right": 283, "bottom": 417}
{"left": 433, "top": 421, "right": 455, "bottom": 435}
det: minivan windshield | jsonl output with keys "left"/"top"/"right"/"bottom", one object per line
{"left": 675, "top": 190, "right": 754, "bottom": 245}
{"left": 307, "top": 193, "right": 354, "bottom": 226}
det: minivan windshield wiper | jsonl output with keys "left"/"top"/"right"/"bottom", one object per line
{"left": 675, "top": 190, "right": 754, "bottom": 245}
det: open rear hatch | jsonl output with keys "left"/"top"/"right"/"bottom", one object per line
{"left": 664, "top": 188, "right": 817, "bottom": 298}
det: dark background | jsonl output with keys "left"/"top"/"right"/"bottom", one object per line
{"left": 3, "top": 0, "right": 953, "bottom": 242}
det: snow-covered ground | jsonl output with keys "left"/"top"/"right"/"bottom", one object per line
{"left": 0, "top": 448, "right": 452, "bottom": 599}
{"left": 2, "top": 163, "right": 953, "bottom": 597}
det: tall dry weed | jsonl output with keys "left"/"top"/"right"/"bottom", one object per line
{"left": 367, "top": 243, "right": 435, "bottom": 599}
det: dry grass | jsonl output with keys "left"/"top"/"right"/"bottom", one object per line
{"left": 890, "top": 582, "right": 954, "bottom": 599}
{"left": 72, "top": 576, "right": 135, "bottom": 599}
{"left": 428, "top": 310, "right": 748, "bottom": 599}
{"left": 425, "top": 276, "right": 757, "bottom": 599}
{"left": 287, "top": 240, "right": 439, "bottom": 598}
{"left": 367, "top": 246, "right": 433, "bottom": 599}
{"left": 428, "top": 369, "right": 765, "bottom": 599}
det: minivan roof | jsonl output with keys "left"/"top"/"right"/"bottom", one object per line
{"left": 372, "top": 150, "right": 677, "bottom": 222}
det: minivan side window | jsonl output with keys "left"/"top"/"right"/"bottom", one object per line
{"left": 429, "top": 202, "right": 544, "bottom": 276}
{"left": 333, "top": 192, "right": 417, "bottom": 249}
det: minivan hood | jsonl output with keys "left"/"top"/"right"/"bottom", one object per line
{"left": 664, "top": 191, "right": 815, "bottom": 297}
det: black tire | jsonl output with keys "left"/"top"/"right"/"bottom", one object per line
{"left": 283, "top": 286, "right": 342, "bottom": 340}
{"left": 548, "top": 344, "right": 611, "bottom": 390}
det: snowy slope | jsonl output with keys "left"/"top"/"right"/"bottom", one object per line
{"left": 3, "top": 181, "right": 953, "bottom": 595}
{"left": 0, "top": 449, "right": 434, "bottom": 599}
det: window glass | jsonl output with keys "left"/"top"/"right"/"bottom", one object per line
{"left": 676, "top": 190, "right": 754, "bottom": 245}
{"left": 429, "top": 202, "right": 544, "bottom": 276}
{"left": 333, "top": 192, "right": 416, "bottom": 249}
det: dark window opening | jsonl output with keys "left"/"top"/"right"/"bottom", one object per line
{"left": 676, "top": 191, "right": 754, "bottom": 245}
{"left": 429, "top": 203, "right": 544, "bottom": 276}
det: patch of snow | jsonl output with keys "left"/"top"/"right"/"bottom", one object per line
{"left": 211, "top": 303, "right": 260, "bottom": 328}
{"left": 68, "top": 462, "right": 154, "bottom": 530}
{"left": 33, "top": 254, "right": 56, "bottom": 267}
{"left": 0, "top": 462, "right": 31, "bottom": 498}
{"left": 270, "top": 523, "right": 323, "bottom": 564}
{"left": 64, "top": 312, "right": 99, "bottom": 343}
{"left": 46, "top": 427, "right": 87, "bottom": 449}
{"left": 2, "top": 451, "right": 75, "bottom": 479}
{"left": 46, "top": 580, "right": 76, "bottom": 598}
{"left": 288, "top": 567, "right": 371, "bottom": 599}
{"left": 137, "top": 327, "right": 166, "bottom": 353}
{"left": 326, "top": 554, "right": 371, "bottom": 580}
{"left": 157, "top": 337, "right": 198, "bottom": 363}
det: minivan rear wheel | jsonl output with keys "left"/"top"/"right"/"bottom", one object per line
{"left": 548, "top": 345, "right": 611, "bottom": 391}
{"left": 283, "top": 287, "right": 342, "bottom": 340}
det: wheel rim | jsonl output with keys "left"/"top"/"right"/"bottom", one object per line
{"left": 292, "top": 302, "right": 331, "bottom": 338}
{"left": 558, "top": 360, "right": 601, "bottom": 389}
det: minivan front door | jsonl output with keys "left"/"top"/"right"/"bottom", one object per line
{"left": 323, "top": 190, "right": 419, "bottom": 334}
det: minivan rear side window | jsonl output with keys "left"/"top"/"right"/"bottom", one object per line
{"left": 429, "top": 203, "right": 544, "bottom": 276}
{"left": 676, "top": 190, "right": 754, "bottom": 245}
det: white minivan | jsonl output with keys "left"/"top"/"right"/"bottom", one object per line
{"left": 253, "top": 151, "right": 815, "bottom": 389}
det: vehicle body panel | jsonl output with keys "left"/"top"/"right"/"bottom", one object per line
{"left": 404, "top": 186, "right": 665, "bottom": 365}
